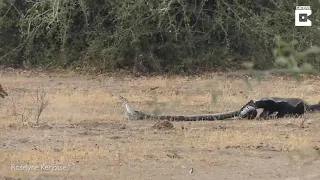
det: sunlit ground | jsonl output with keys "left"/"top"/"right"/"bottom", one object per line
{"left": 0, "top": 70, "right": 319, "bottom": 180}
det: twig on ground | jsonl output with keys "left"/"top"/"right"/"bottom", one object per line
{"left": 35, "top": 84, "right": 49, "bottom": 124}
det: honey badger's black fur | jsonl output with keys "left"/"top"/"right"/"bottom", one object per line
{"left": 241, "top": 97, "right": 320, "bottom": 119}
{"left": 120, "top": 96, "right": 320, "bottom": 121}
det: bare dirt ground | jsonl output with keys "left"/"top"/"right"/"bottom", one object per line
{"left": 0, "top": 69, "right": 320, "bottom": 180}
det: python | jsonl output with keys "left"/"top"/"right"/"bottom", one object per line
{"left": 120, "top": 96, "right": 320, "bottom": 121}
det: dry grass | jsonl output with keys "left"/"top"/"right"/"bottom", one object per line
{"left": 0, "top": 70, "right": 320, "bottom": 179}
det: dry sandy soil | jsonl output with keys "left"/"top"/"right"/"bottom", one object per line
{"left": 0, "top": 69, "right": 320, "bottom": 180}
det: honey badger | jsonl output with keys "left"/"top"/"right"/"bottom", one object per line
{"left": 120, "top": 96, "right": 320, "bottom": 121}
{"left": 239, "top": 97, "right": 320, "bottom": 119}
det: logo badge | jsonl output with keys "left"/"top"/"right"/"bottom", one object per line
{"left": 295, "top": 6, "right": 312, "bottom": 26}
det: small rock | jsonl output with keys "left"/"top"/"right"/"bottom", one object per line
{"left": 110, "top": 136, "right": 121, "bottom": 139}
{"left": 189, "top": 168, "right": 193, "bottom": 174}
{"left": 167, "top": 152, "right": 183, "bottom": 159}
{"left": 152, "top": 120, "right": 174, "bottom": 130}
{"left": 53, "top": 148, "right": 61, "bottom": 152}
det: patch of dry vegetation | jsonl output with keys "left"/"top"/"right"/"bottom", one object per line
{"left": 0, "top": 71, "right": 320, "bottom": 179}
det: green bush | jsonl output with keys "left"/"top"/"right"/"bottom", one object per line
{"left": 0, "top": 0, "right": 319, "bottom": 73}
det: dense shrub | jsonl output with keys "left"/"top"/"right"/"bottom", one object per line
{"left": 0, "top": 0, "right": 319, "bottom": 73}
